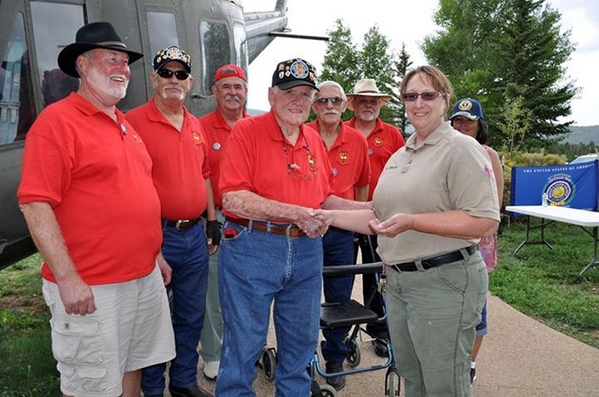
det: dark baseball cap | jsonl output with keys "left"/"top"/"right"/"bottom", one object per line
{"left": 450, "top": 98, "right": 484, "bottom": 120}
{"left": 152, "top": 46, "right": 191, "bottom": 72}
{"left": 271, "top": 58, "right": 318, "bottom": 90}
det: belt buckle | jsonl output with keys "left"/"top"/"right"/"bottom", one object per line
{"left": 175, "top": 219, "right": 189, "bottom": 230}
{"left": 285, "top": 224, "right": 300, "bottom": 238}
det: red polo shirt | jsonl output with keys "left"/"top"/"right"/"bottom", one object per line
{"left": 306, "top": 121, "right": 370, "bottom": 200}
{"left": 346, "top": 117, "right": 405, "bottom": 200}
{"left": 126, "top": 98, "right": 211, "bottom": 221}
{"left": 198, "top": 109, "right": 249, "bottom": 208}
{"left": 220, "top": 110, "right": 333, "bottom": 220}
{"left": 18, "top": 93, "right": 162, "bottom": 285}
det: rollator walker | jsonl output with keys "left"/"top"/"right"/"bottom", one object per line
{"left": 257, "top": 261, "right": 401, "bottom": 397}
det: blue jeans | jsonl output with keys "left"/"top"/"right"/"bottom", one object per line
{"left": 142, "top": 222, "right": 209, "bottom": 395}
{"left": 475, "top": 300, "right": 488, "bottom": 337}
{"left": 215, "top": 221, "right": 323, "bottom": 397}
{"left": 321, "top": 227, "right": 355, "bottom": 363}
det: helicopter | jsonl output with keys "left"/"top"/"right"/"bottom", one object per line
{"left": 0, "top": 0, "right": 328, "bottom": 270}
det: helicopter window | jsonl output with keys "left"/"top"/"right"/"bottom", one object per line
{"left": 0, "top": 13, "right": 34, "bottom": 143}
{"left": 147, "top": 12, "right": 179, "bottom": 57}
{"left": 233, "top": 23, "right": 248, "bottom": 72}
{"left": 200, "top": 21, "right": 231, "bottom": 96}
{"left": 31, "top": 2, "right": 83, "bottom": 108}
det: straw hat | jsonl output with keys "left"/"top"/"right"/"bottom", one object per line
{"left": 346, "top": 78, "right": 392, "bottom": 111}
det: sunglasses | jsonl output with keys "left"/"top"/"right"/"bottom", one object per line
{"left": 401, "top": 91, "right": 444, "bottom": 102}
{"left": 315, "top": 96, "right": 344, "bottom": 106}
{"left": 156, "top": 68, "right": 190, "bottom": 81}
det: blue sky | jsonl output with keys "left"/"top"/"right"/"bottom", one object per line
{"left": 245, "top": 0, "right": 599, "bottom": 126}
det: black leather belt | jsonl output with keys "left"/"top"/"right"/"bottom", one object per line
{"left": 163, "top": 216, "right": 202, "bottom": 230}
{"left": 226, "top": 217, "right": 306, "bottom": 238}
{"left": 389, "top": 245, "right": 478, "bottom": 272}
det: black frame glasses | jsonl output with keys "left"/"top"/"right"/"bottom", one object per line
{"left": 401, "top": 91, "right": 444, "bottom": 102}
{"left": 314, "top": 96, "right": 344, "bottom": 107}
{"left": 156, "top": 68, "right": 190, "bottom": 81}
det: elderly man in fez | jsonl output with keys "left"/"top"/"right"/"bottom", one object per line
{"left": 216, "top": 58, "right": 372, "bottom": 397}
{"left": 126, "top": 45, "right": 217, "bottom": 397}
{"left": 18, "top": 22, "right": 175, "bottom": 397}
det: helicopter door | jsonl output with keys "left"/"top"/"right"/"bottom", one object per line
{"left": 0, "top": 14, "right": 32, "bottom": 144}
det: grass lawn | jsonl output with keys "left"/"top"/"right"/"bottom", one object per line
{"left": 492, "top": 218, "right": 599, "bottom": 348}
{"left": 0, "top": 217, "right": 598, "bottom": 395}
{"left": 0, "top": 255, "right": 60, "bottom": 396}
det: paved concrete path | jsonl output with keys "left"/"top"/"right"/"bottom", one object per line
{"left": 192, "top": 292, "right": 599, "bottom": 396}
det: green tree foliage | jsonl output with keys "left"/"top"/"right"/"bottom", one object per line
{"left": 319, "top": 19, "right": 361, "bottom": 98}
{"left": 496, "top": 96, "right": 533, "bottom": 154}
{"left": 423, "top": 0, "right": 578, "bottom": 151}
{"left": 393, "top": 43, "right": 413, "bottom": 132}
{"left": 359, "top": 25, "right": 396, "bottom": 123}
{"left": 320, "top": 20, "right": 411, "bottom": 129}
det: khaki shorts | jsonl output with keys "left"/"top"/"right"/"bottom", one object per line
{"left": 42, "top": 265, "right": 175, "bottom": 397}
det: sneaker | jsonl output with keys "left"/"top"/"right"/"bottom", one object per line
{"left": 372, "top": 339, "right": 389, "bottom": 357}
{"left": 470, "top": 367, "right": 477, "bottom": 383}
{"left": 325, "top": 361, "right": 346, "bottom": 391}
{"left": 203, "top": 360, "right": 220, "bottom": 381}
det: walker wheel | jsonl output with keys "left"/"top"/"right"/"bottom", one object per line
{"left": 385, "top": 370, "right": 401, "bottom": 396}
{"left": 319, "top": 383, "right": 338, "bottom": 397}
{"left": 344, "top": 336, "right": 361, "bottom": 368}
{"left": 261, "top": 346, "right": 277, "bottom": 382}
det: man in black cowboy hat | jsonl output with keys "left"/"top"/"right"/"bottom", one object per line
{"left": 18, "top": 22, "right": 175, "bottom": 397}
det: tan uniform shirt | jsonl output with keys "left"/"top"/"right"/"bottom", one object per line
{"left": 373, "top": 121, "right": 500, "bottom": 264}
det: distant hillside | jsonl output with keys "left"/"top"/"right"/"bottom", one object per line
{"left": 560, "top": 125, "right": 599, "bottom": 144}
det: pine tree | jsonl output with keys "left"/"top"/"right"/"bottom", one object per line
{"left": 423, "top": 0, "right": 578, "bottom": 150}
{"left": 319, "top": 19, "right": 361, "bottom": 97}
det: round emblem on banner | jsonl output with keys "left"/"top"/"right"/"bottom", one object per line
{"left": 213, "top": 142, "right": 221, "bottom": 151}
{"left": 543, "top": 174, "right": 575, "bottom": 206}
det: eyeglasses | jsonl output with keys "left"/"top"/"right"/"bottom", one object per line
{"left": 314, "top": 97, "right": 344, "bottom": 107}
{"left": 156, "top": 68, "right": 190, "bottom": 80}
{"left": 283, "top": 136, "right": 318, "bottom": 179}
{"left": 401, "top": 91, "right": 444, "bottom": 102}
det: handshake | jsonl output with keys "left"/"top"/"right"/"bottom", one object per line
{"left": 296, "top": 209, "right": 332, "bottom": 239}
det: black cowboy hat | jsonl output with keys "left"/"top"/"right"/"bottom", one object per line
{"left": 58, "top": 22, "right": 143, "bottom": 78}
